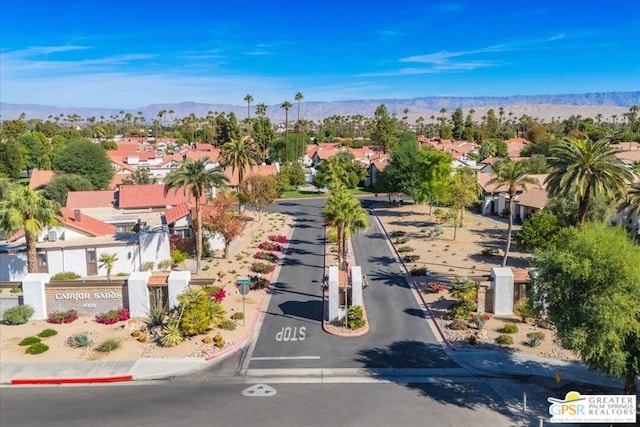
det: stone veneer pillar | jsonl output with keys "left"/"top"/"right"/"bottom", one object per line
{"left": 168, "top": 270, "right": 191, "bottom": 308}
{"left": 328, "top": 266, "right": 339, "bottom": 323}
{"left": 22, "top": 273, "right": 50, "bottom": 320}
{"left": 491, "top": 267, "right": 514, "bottom": 315}
{"left": 128, "top": 271, "right": 150, "bottom": 318}
{"left": 351, "top": 266, "right": 362, "bottom": 307}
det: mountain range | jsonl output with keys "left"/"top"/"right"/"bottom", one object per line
{"left": 1, "top": 91, "right": 638, "bottom": 123}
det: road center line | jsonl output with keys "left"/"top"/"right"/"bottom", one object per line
{"left": 251, "top": 356, "right": 322, "bottom": 361}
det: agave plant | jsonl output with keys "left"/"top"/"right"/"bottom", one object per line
{"left": 160, "top": 322, "right": 184, "bottom": 348}
{"left": 67, "top": 332, "right": 93, "bottom": 348}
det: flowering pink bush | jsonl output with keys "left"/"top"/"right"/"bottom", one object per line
{"left": 251, "top": 262, "right": 275, "bottom": 274}
{"left": 258, "top": 241, "right": 281, "bottom": 252}
{"left": 428, "top": 282, "right": 446, "bottom": 293}
{"left": 209, "top": 287, "right": 226, "bottom": 303}
{"left": 95, "top": 307, "right": 130, "bottom": 325}
{"left": 470, "top": 312, "right": 492, "bottom": 322}
{"left": 268, "top": 235, "right": 287, "bottom": 244}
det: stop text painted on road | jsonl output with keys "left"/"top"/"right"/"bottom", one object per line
{"left": 275, "top": 326, "right": 306, "bottom": 342}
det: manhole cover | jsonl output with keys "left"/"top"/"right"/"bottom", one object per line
{"left": 242, "top": 384, "right": 277, "bottom": 397}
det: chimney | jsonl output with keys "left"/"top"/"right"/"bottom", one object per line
{"left": 73, "top": 209, "right": 81, "bottom": 222}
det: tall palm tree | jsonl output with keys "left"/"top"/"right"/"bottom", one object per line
{"left": 545, "top": 137, "right": 634, "bottom": 225}
{"left": 219, "top": 136, "right": 261, "bottom": 210}
{"left": 164, "top": 157, "right": 229, "bottom": 273}
{"left": 322, "top": 185, "right": 370, "bottom": 269}
{"left": 244, "top": 94, "right": 254, "bottom": 121}
{"left": 0, "top": 187, "right": 61, "bottom": 273}
{"left": 487, "top": 161, "right": 540, "bottom": 267}
{"left": 280, "top": 101, "right": 293, "bottom": 162}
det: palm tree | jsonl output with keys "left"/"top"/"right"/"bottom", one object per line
{"left": 618, "top": 182, "right": 640, "bottom": 227}
{"left": 255, "top": 103, "right": 267, "bottom": 162}
{"left": 164, "top": 157, "right": 229, "bottom": 273}
{"left": 0, "top": 187, "right": 61, "bottom": 273}
{"left": 487, "top": 161, "right": 540, "bottom": 266}
{"left": 99, "top": 253, "right": 118, "bottom": 281}
{"left": 545, "top": 137, "right": 634, "bottom": 225}
{"left": 322, "top": 185, "right": 370, "bottom": 269}
{"left": 219, "top": 136, "right": 261, "bottom": 211}
{"left": 244, "top": 94, "right": 254, "bottom": 121}
{"left": 280, "top": 101, "right": 293, "bottom": 162}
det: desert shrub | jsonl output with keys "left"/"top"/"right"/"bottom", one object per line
{"left": 96, "top": 338, "right": 121, "bottom": 352}
{"left": 500, "top": 323, "right": 519, "bottom": 334}
{"left": 468, "top": 334, "right": 478, "bottom": 345}
{"left": 230, "top": 312, "right": 244, "bottom": 321}
{"left": 394, "top": 237, "right": 409, "bottom": 244}
{"left": 67, "top": 332, "right": 94, "bottom": 348}
{"left": 390, "top": 230, "right": 406, "bottom": 238}
{"left": 347, "top": 306, "right": 366, "bottom": 329}
{"left": 410, "top": 267, "right": 428, "bottom": 276}
{"left": 481, "top": 247, "right": 499, "bottom": 257}
{"left": 326, "top": 227, "right": 338, "bottom": 244}
{"left": 249, "top": 276, "right": 270, "bottom": 290}
{"left": 19, "top": 336, "right": 42, "bottom": 346}
{"left": 496, "top": 335, "right": 514, "bottom": 345}
{"left": 140, "top": 261, "right": 154, "bottom": 272}
{"left": 174, "top": 289, "right": 226, "bottom": 336}
{"left": 448, "top": 300, "right": 477, "bottom": 320}
{"left": 251, "top": 262, "right": 275, "bottom": 274}
{"left": 158, "top": 259, "right": 173, "bottom": 271}
{"left": 433, "top": 225, "right": 444, "bottom": 236}
{"left": 146, "top": 296, "right": 168, "bottom": 327}
{"left": 48, "top": 309, "right": 79, "bottom": 324}
{"left": 258, "top": 241, "right": 281, "bottom": 252}
{"left": 25, "top": 343, "right": 49, "bottom": 355}
{"left": 470, "top": 312, "right": 492, "bottom": 330}
{"left": 403, "top": 254, "right": 420, "bottom": 262}
{"left": 397, "top": 246, "right": 414, "bottom": 253}
{"left": 527, "top": 332, "right": 545, "bottom": 341}
{"left": 171, "top": 249, "right": 189, "bottom": 267}
{"left": 160, "top": 322, "right": 184, "bottom": 347}
{"left": 95, "top": 307, "right": 130, "bottom": 325}
{"left": 268, "top": 235, "right": 287, "bottom": 244}
{"left": 38, "top": 328, "right": 58, "bottom": 338}
{"left": 202, "top": 336, "right": 213, "bottom": 344}
{"left": 10, "top": 286, "right": 21, "bottom": 293}
{"left": 253, "top": 251, "right": 278, "bottom": 262}
{"left": 3, "top": 305, "right": 35, "bottom": 325}
{"left": 449, "top": 319, "right": 469, "bottom": 330}
{"left": 50, "top": 272, "right": 81, "bottom": 281}
{"left": 217, "top": 319, "right": 237, "bottom": 331}
{"left": 513, "top": 298, "right": 535, "bottom": 322}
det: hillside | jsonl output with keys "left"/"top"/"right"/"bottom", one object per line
{"left": 1, "top": 91, "right": 638, "bottom": 123}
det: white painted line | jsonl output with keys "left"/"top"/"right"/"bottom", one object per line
{"left": 251, "top": 356, "right": 321, "bottom": 361}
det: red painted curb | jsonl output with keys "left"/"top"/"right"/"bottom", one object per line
{"left": 11, "top": 375, "right": 133, "bottom": 385}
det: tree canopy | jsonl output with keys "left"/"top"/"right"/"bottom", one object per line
{"left": 52, "top": 140, "right": 114, "bottom": 189}
{"left": 532, "top": 223, "right": 640, "bottom": 393}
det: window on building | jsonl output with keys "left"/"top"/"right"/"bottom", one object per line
{"left": 175, "top": 228, "right": 193, "bottom": 239}
{"left": 87, "top": 249, "right": 96, "bottom": 263}
{"left": 37, "top": 253, "right": 47, "bottom": 267}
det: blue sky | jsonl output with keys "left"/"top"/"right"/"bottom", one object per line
{"left": 1, "top": 0, "right": 638, "bottom": 108}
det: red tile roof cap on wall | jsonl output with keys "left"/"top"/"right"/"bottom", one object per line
{"left": 66, "top": 190, "right": 116, "bottom": 209}
{"left": 118, "top": 184, "right": 199, "bottom": 209}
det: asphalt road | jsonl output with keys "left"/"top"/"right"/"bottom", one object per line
{"left": 0, "top": 380, "right": 518, "bottom": 427}
{"left": 246, "top": 198, "right": 458, "bottom": 371}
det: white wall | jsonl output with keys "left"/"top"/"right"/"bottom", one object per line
{"left": 138, "top": 229, "right": 171, "bottom": 270}
{"left": 0, "top": 252, "right": 28, "bottom": 281}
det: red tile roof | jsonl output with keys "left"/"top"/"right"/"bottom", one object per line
{"left": 118, "top": 184, "right": 198, "bottom": 209}
{"left": 164, "top": 202, "right": 191, "bottom": 224}
{"left": 511, "top": 268, "right": 531, "bottom": 283}
{"left": 109, "top": 173, "right": 131, "bottom": 189}
{"left": 148, "top": 275, "right": 169, "bottom": 285}
{"left": 515, "top": 187, "right": 549, "bottom": 210}
{"left": 184, "top": 149, "right": 221, "bottom": 162}
{"left": 60, "top": 207, "right": 116, "bottom": 236}
{"left": 28, "top": 170, "right": 56, "bottom": 190}
{"left": 66, "top": 190, "right": 115, "bottom": 209}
